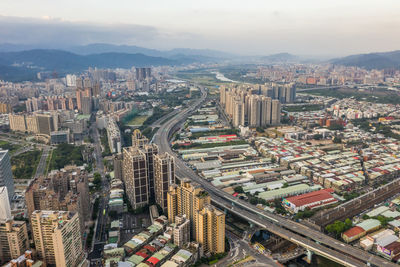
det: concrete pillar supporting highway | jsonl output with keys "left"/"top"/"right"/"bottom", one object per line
{"left": 249, "top": 222, "right": 254, "bottom": 228}
{"left": 306, "top": 249, "right": 313, "bottom": 263}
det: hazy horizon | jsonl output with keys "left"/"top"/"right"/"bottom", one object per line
{"left": 1, "top": 0, "right": 400, "bottom": 57}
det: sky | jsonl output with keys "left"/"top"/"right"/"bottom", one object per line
{"left": 0, "top": 0, "right": 400, "bottom": 57}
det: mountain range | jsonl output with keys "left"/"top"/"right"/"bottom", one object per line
{"left": 0, "top": 49, "right": 180, "bottom": 82}
{"left": 1, "top": 42, "right": 400, "bottom": 82}
{"left": 331, "top": 50, "right": 400, "bottom": 70}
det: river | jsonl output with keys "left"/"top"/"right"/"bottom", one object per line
{"left": 212, "top": 71, "right": 238, "bottom": 83}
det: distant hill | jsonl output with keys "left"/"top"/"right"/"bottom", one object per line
{"left": 0, "top": 49, "right": 177, "bottom": 81}
{"left": 68, "top": 43, "right": 233, "bottom": 61}
{"left": 261, "top": 52, "right": 299, "bottom": 63}
{"left": 331, "top": 50, "right": 400, "bottom": 69}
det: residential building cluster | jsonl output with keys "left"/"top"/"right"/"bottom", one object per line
{"left": 220, "top": 84, "right": 285, "bottom": 127}
{"left": 255, "top": 64, "right": 400, "bottom": 85}
{"left": 25, "top": 165, "right": 90, "bottom": 234}
{"left": 329, "top": 98, "right": 398, "bottom": 120}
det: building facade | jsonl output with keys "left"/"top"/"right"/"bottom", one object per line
{"left": 0, "top": 151, "right": 14, "bottom": 202}
{"left": 154, "top": 153, "right": 175, "bottom": 211}
{"left": 31, "top": 211, "right": 84, "bottom": 267}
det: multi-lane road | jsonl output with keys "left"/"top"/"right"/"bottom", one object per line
{"left": 152, "top": 86, "right": 397, "bottom": 267}
{"left": 88, "top": 122, "right": 110, "bottom": 266}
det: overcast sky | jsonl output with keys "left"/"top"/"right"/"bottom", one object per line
{"left": 0, "top": 0, "right": 399, "bottom": 56}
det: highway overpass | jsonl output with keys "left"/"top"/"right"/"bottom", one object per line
{"left": 152, "top": 86, "right": 397, "bottom": 267}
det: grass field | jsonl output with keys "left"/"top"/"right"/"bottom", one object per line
{"left": 127, "top": 115, "right": 149, "bottom": 126}
{"left": 175, "top": 71, "right": 228, "bottom": 87}
{"left": 0, "top": 140, "right": 22, "bottom": 154}
{"left": 11, "top": 149, "right": 42, "bottom": 179}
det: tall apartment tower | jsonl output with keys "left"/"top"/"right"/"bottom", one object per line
{"left": 0, "top": 151, "right": 14, "bottom": 202}
{"left": 167, "top": 184, "right": 178, "bottom": 224}
{"left": 285, "top": 84, "right": 296, "bottom": 103}
{"left": 271, "top": 99, "right": 281, "bottom": 125}
{"left": 0, "top": 187, "right": 30, "bottom": 264}
{"left": 31, "top": 211, "right": 84, "bottom": 267}
{"left": 167, "top": 179, "right": 211, "bottom": 239}
{"left": 260, "top": 96, "right": 272, "bottom": 126}
{"left": 167, "top": 181, "right": 226, "bottom": 254}
{"left": 248, "top": 95, "right": 261, "bottom": 127}
{"left": 131, "top": 129, "right": 149, "bottom": 148}
{"left": 232, "top": 98, "right": 245, "bottom": 127}
{"left": 142, "top": 144, "right": 159, "bottom": 202}
{"left": 154, "top": 153, "right": 175, "bottom": 211}
{"left": 0, "top": 220, "right": 29, "bottom": 264}
{"left": 196, "top": 205, "right": 225, "bottom": 254}
{"left": 122, "top": 147, "right": 149, "bottom": 209}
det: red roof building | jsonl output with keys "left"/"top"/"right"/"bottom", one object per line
{"left": 282, "top": 188, "right": 338, "bottom": 213}
{"left": 342, "top": 226, "right": 365, "bottom": 243}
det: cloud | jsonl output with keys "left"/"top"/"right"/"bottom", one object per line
{"left": 0, "top": 15, "right": 173, "bottom": 47}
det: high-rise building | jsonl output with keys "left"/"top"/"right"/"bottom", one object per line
{"left": 173, "top": 215, "right": 190, "bottom": 247}
{"left": 131, "top": 129, "right": 148, "bottom": 148}
{"left": 142, "top": 144, "right": 159, "bottom": 202}
{"left": 122, "top": 147, "right": 149, "bottom": 209}
{"left": 31, "top": 211, "right": 84, "bottom": 267}
{"left": 25, "top": 166, "right": 90, "bottom": 233}
{"left": 0, "top": 151, "right": 14, "bottom": 202}
{"left": 271, "top": 99, "right": 281, "bottom": 125}
{"left": 196, "top": 205, "right": 225, "bottom": 254}
{"left": 36, "top": 113, "right": 55, "bottom": 136}
{"left": 0, "top": 188, "right": 29, "bottom": 264}
{"left": 167, "top": 184, "right": 178, "bottom": 224}
{"left": 167, "top": 179, "right": 210, "bottom": 239}
{"left": 166, "top": 180, "right": 225, "bottom": 254}
{"left": 154, "top": 153, "right": 175, "bottom": 211}
{"left": 8, "top": 114, "right": 27, "bottom": 133}
{"left": 0, "top": 219, "right": 30, "bottom": 264}
{"left": 0, "top": 187, "right": 11, "bottom": 223}
{"left": 220, "top": 83, "right": 288, "bottom": 128}
{"left": 232, "top": 97, "right": 245, "bottom": 127}
{"left": 135, "top": 68, "right": 151, "bottom": 81}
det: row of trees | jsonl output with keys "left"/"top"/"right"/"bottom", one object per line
{"left": 325, "top": 218, "right": 353, "bottom": 238}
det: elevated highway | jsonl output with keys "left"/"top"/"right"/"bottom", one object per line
{"left": 152, "top": 86, "right": 396, "bottom": 267}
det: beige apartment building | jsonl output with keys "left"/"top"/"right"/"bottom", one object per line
{"left": 167, "top": 180, "right": 225, "bottom": 253}
{"left": 30, "top": 210, "right": 84, "bottom": 267}
{"left": 0, "top": 220, "right": 29, "bottom": 264}
{"left": 196, "top": 205, "right": 225, "bottom": 254}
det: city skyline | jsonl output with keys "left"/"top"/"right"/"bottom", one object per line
{"left": 0, "top": 0, "right": 400, "bottom": 56}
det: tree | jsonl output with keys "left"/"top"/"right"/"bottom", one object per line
{"left": 234, "top": 186, "right": 244, "bottom": 194}
{"left": 344, "top": 218, "right": 353, "bottom": 230}
{"left": 93, "top": 172, "right": 102, "bottom": 189}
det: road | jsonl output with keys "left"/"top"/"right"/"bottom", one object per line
{"left": 219, "top": 231, "right": 280, "bottom": 267}
{"left": 152, "top": 86, "right": 397, "bottom": 267}
{"left": 34, "top": 146, "right": 51, "bottom": 179}
{"left": 87, "top": 122, "right": 110, "bottom": 266}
